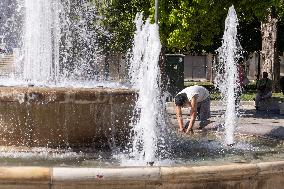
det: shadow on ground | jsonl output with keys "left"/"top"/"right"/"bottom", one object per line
{"left": 264, "top": 127, "right": 284, "bottom": 140}
{"left": 211, "top": 109, "right": 284, "bottom": 119}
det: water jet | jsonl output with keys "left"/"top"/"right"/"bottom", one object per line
{"left": 0, "top": 2, "right": 283, "bottom": 189}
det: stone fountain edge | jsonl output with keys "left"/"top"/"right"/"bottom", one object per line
{"left": 0, "top": 161, "right": 282, "bottom": 188}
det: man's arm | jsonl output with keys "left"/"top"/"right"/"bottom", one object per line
{"left": 186, "top": 95, "right": 197, "bottom": 133}
{"left": 175, "top": 105, "right": 184, "bottom": 132}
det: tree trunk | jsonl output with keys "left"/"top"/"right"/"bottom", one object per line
{"left": 261, "top": 11, "right": 280, "bottom": 92}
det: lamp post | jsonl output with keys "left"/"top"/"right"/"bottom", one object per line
{"left": 155, "top": 0, "right": 159, "bottom": 24}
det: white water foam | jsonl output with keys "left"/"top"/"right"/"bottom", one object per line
{"left": 214, "top": 5, "right": 242, "bottom": 145}
{"left": 0, "top": 0, "right": 114, "bottom": 87}
{"left": 120, "top": 13, "right": 168, "bottom": 166}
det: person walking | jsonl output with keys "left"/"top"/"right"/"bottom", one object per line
{"left": 255, "top": 72, "right": 272, "bottom": 110}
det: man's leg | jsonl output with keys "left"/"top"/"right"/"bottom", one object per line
{"left": 262, "top": 91, "right": 272, "bottom": 99}
{"left": 197, "top": 104, "right": 201, "bottom": 120}
{"left": 255, "top": 92, "right": 262, "bottom": 109}
{"left": 198, "top": 97, "right": 211, "bottom": 129}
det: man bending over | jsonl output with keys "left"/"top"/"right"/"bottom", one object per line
{"left": 174, "top": 85, "right": 211, "bottom": 134}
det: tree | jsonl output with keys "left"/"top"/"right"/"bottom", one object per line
{"left": 94, "top": 0, "right": 283, "bottom": 54}
{"left": 260, "top": 1, "right": 284, "bottom": 91}
{"left": 93, "top": 0, "right": 284, "bottom": 90}
{"left": 157, "top": 0, "right": 283, "bottom": 54}
{"left": 158, "top": 0, "right": 227, "bottom": 53}
{"left": 155, "top": 0, "right": 284, "bottom": 91}
{"left": 93, "top": 0, "right": 152, "bottom": 54}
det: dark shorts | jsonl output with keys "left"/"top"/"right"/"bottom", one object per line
{"left": 184, "top": 97, "right": 211, "bottom": 128}
{"left": 197, "top": 97, "right": 210, "bottom": 121}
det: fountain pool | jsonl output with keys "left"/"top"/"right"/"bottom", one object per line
{"left": 0, "top": 132, "right": 283, "bottom": 167}
{"left": 0, "top": 2, "right": 283, "bottom": 189}
{"left": 0, "top": 131, "right": 283, "bottom": 189}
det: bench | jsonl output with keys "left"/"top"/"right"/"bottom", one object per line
{"left": 258, "top": 97, "right": 281, "bottom": 111}
{"left": 280, "top": 102, "right": 284, "bottom": 115}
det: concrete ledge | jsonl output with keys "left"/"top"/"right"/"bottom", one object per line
{"left": 161, "top": 164, "right": 259, "bottom": 182}
{"left": 0, "top": 161, "right": 282, "bottom": 188}
{"left": 280, "top": 102, "right": 284, "bottom": 114}
{"left": 0, "top": 87, "right": 136, "bottom": 103}
{"left": 0, "top": 167, "right": 50, "bottom": 184}
{"left": 53, "top": 167, "right": 160, "bottom": 182}
{"left": 257, "top": 161, "right": 284, "bottom": 175}
{"left": 0, "top": 87, "right": 137, "bottom": 147}
{"left": 258, "top": 97, "right": 281, "bottom": 111}
{"left": 51, "top": 162, "right": 284, "bottom": 189}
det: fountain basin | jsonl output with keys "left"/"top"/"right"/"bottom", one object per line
{"left": 0, "top": 161, "right": 283, "bottom": 189}
{"left": 0, "top": 87, "right": 136, "bottom": 148}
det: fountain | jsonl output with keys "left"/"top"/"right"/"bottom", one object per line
{"left": 214, "top": 5, "right": 242, "bottom": 145}
{"left": 0, "top": 0, "right": 135, "bottom": 148}
{"left": 0, "top": 1, "right": 283, "bottom": 189}
{"left": 121, "top": 13, "right": 168, "bottom": 165}
{"left": 0, "top": 0, "right": 121, "bottom": 86}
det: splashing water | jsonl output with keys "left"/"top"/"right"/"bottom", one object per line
{"left": 22, "top": 0, "right": 60, "bottom": 84}
{"left": 0, "top": 0, "right": 111, "bottom": 87}
{"left": 123, "top": 13, "right": 167, "bottom": 165}
{"left": 214, "top": 5, "right": 242, "bottom": 145}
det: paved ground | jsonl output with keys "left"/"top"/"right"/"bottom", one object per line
{"left": 166, "top": 101, "right": 284, "bottom": 139}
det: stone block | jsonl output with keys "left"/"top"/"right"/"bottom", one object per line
{"left": 258, "top": 97, "right": 280, "bottom": 111}
{"left": 280, "top": 102, "right": 284, "bottom": 115}
{"left": 0, "top": 87, "right": 136, "bottom": 148}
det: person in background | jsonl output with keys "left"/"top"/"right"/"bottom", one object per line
{"left": 236, "top": 62, "right": 245, "bottom": 107}
{"left": 174, "top": 85, "right": 211, "bottom": 134}
{"left": 280, "top": 76, "right": 284, "bottom": 95}
{"left": 255, "top": 71, "right": 272, "bottom": 110}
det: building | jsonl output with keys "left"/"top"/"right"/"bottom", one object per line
{"left": 183, "top": 52, "right": 284, "bottom": 82}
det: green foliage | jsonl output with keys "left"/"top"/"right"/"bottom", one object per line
{"left": 93, "top": 0, "right": 152, "bottom": 54}
{"left": 210, "top": 91, "right": 283, "bottom": 101}
{"left": 243, "top": 83, "right": 257, "bottom": 92}
{"left": 159, "top": 0, "right": 226, "bottom": 53}
{"left": 92, "top": 0, "right": 284, "bottom": 55}
{"left": 278, "top": 0, "right": 284, "bottom": 52}
{"left": 210, "top": 92, "right": 221, "bottom": 101}
{"left": 238, "top": 19, "right": 261, "bottom": 55}
{"left": 158, "top": 0, "right": 284, "bottom": 54}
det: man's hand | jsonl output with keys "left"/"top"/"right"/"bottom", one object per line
{"left": 185, "top": 128, "right": 194, "bottom": 134}
{"left": 178, "top": 127, "right": 186, "bottom": 133}
{"left": 187, "top": 95, "right": 197, "bottom": 131}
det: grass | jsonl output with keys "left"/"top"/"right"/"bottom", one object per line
{"left": 184, "top": 81, "right": 284, "bottom": 101}
{"left": 210, "top": 92, "right": 284, "bottom": 101}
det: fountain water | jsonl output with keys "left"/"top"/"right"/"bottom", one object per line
{"left": 122, "top": 13, "right": 168, "bottom": 165}
{"left": 22, "top": 0, "right": 60, "bottom": 84}
{"left": 0, "top": 0, "right": 135, "bottom": 149}
{"left": 0, "top": 0, "right": 116, "bottom": 87}
{"left": 214, "top": 5, "right": 242, "bottom": 145}
{"left": 0, "top": 1, "right": 284, "bottom": 188}
{"left": 0, "top": 3, "right": 283, "bottom": 188}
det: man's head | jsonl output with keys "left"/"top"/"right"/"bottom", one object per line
{"left": 263, "top": 72, "right": 268, "bottom": 78}
{"left": 175, "top": 93, "right": 188, "bottom": 107}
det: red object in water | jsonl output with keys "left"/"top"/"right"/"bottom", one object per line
{"left": 96, "top": 174, "right": 104, "bottom": 179}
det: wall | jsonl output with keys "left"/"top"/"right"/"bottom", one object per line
{"left": 183, "top": 53, "right": 284, "bottom": 81}
{"left": 0, "top": 87, "right": 136, "bottom": 148}
{"left": 184, "top": 54, "right": 208, "bottom": 81}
